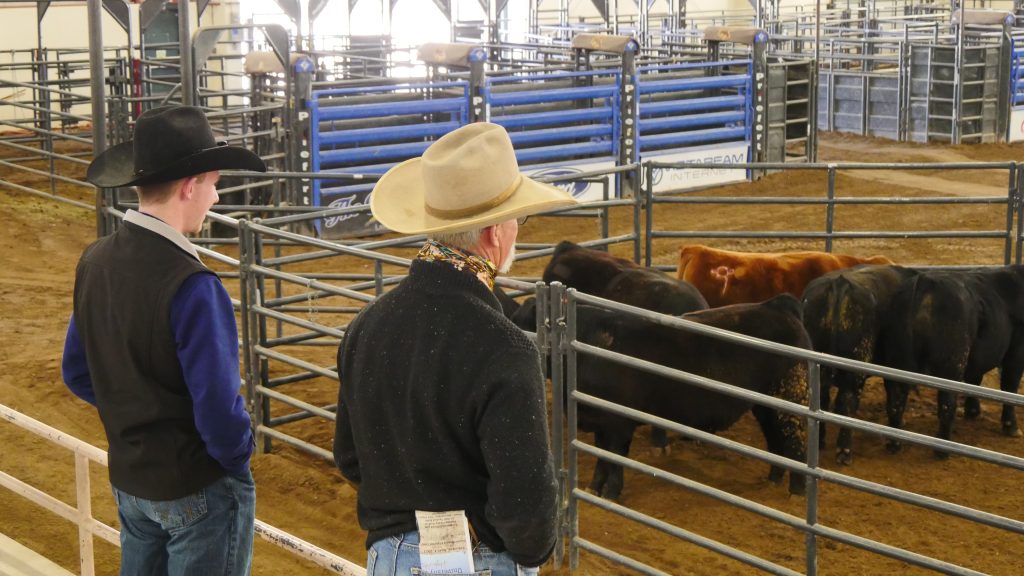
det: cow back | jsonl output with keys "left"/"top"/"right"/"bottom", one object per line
{"left": 543, "top": 240, "right": 641, "bottom": 296}
{"left": 802, "top": 265, "right": 916, "bottom": 363}
{"left": 882, "top": 272, "right": 976, "bottom": 376}
{"left": 577, "top": 295, "right": 810, "bottom": 433}
{"left": 677, "top": 244, "right": 895, "bottom": 308}
{"left": 603, "top": 268, "right": 708, "bottom": 316}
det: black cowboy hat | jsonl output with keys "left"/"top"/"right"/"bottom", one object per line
{"left": 86, "top": 105, "right": 267, "bottom": 188}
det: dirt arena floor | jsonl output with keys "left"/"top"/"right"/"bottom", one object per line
{"left": 2, "top": 132, "right": 1024, "bottom": 575}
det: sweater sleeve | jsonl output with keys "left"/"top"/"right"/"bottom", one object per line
{"left": 171, "top": 273, "right": 254, "bottom": 476}
{"left": 334, "top": 329, "right": 361, "bottom": 485}
{"left": 61, "top": 315, "right": 96, "bottom": 406}
{"left": 475, "top": 346, "right": 558, "bottom": 568}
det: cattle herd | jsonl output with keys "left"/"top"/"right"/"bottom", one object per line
{"left": 499, "top": 241, "right": 1024, "bottom": 500}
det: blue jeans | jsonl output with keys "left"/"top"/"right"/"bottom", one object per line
{"left": 368, "top": 530, "right": 541, "bottom": 576}
{"left": 112, "top": 471, "right": 256, "bottom": 576}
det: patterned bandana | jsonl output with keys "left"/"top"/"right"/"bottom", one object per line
{"left": 417, "top": 239, "right": 498, "bottom": 289}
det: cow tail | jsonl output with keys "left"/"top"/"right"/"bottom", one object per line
{"left": 886, "top": 274, "right": 925, "bottom": 372}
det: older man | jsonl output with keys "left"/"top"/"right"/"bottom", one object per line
{"left": 334, "top": 122, "right": 576, "bottom": 575}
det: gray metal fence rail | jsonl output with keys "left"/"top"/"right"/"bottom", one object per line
{"left": 644, "top": 159, "right": 1022, "bottom": 272}
{"left": 230, "top": 166, "right": 640, "bottom": 461}
{"left": 9, "top": 153, "right": 1024, "bottom": 573}
{"left": 552, "top": 285, "right": 1024, "bottom": 576}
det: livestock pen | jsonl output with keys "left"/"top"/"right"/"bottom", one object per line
{"left": 4, "top": 0, "right": 1024, "bottom": 573}
{"left": 9, "top": 136, "right": 1024, "bottom": 573}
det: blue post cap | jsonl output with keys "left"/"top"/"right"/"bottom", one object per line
{"left": 468, "top": 47, "right": 488, "bottom": 62}
{"left": 294, "top": 56, "right": 314, "bottom": 73}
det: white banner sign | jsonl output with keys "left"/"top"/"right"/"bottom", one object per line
{"left": 523, "top": 160, "right": 618, "bottom": 203}
{"left": 1010, "top": 109, "right": 1024, "bottom": 143}
{"left": 649, "top": 144, "right": 750, "bottom": 194}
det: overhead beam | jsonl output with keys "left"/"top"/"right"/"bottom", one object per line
{"left": 273, "top": 0, "right": 300, "bottom": 25}
{"left": 429, "top": 0, "right": 451, "bottom": 21}
{"left": 309, "top": 0, "right": 331, "bottom": 22}
{"left": 140, "top": 0, "right": 166, "bottom": 32}
{"left": 102, "top": 0, "right": 130, "bottom": 32}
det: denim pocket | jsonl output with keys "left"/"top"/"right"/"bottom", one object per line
{"left": 146, "top": 489, "right": 208, "bottom": 530}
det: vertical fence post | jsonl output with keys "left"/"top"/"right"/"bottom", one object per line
{"left": 87, "top": 0, "right": 107, "bottom": 238}
{"left": 545, "top": 282, "right": 566, "bottom": 570}
{"left": 374, "top": 260, "right": 384, "bottom": 297}
{"left": 178, "top": 0, "right": 194, "bottom": 106}
{"left": 1005, "top": 163, "right": 1017, "bottom": 265}
{"left": 559, "top": 284, "right": 581, "bottom": 571}
{"left": 74, "top": 452, "right": 95, "bottom": 576}
{"left": 600, "top": 176, "right": 610, "bottom": 243}
{"left": 1017, "top": 163, "right": 1024, "bottom": 265}
{"left": 251, "top": 219, "right": 272, "bottom": 454}
{"left": 644, "top": 163, "right": 654, "bottom": 267}
{"left": 633, "top": 163, "right": 642, "bottom": 264}
{"left": 239, "top": 220, "right": 255, "bottom": 417}
{"left": 805, "top": 360, "right": 821, "bottom": 576}
{"left": 825, "top": 164, "right": 836, "bottom": 253}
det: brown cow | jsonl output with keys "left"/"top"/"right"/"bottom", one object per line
{"left": 678, "top": 244, "right": 894, "bottom": 308}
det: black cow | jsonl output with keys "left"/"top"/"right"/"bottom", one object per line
{"left": 516, "top": 260, "right": 709, "bottom": 332}
{"left": 801, "top": 265, "right": 918, "bottom": 465}
{"left": 882, "top": 266, "right": 1024, "bottom": 457}
{"left": 493, "top": 284, "right": 523, "bottom": 318}
{"left": 541, "top": 242, "right": 708, "bottom": 451}
{"left": 537, "top": 240, "right": 708, "bottom": 316}
{"left": 542, "top": 240, "right": 643, "bottom": 295}
{"left": 576, "top": 294, "right": 810, "bottom": 500}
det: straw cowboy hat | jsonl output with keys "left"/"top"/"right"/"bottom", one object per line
{"left": 370, "top": 122, "right": 578, "bottom": 234}
{"left": 86, "top": 105, "right": 266, "bottom": 188}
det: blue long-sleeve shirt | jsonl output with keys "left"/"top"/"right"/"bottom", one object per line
{"left": 62, "top": 272, "right": 253, "bottom": 476}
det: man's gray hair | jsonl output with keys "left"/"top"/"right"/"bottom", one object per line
{"left": 429, "top": 228, "right": 483, "bottom": 251}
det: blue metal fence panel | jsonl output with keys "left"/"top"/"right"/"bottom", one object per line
{"left": 638, "top": 61, "right": 753, "bottom": 158}
{"left": 1012, "top": 42, "right": 1024, "bottom": 106}
{"left": 485, "top": 70, "right": 620, "bottom": 170}
{"left": 308, "top": 81, "right": 470, "bottom": 238}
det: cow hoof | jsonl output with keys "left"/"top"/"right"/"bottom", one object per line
{"left": 932, "top": 449, "right": 951, "bottom": 461}
{"left": 885, "top": 440, "right": 902, "bottom": 454}
{"left": 818, "top": 436, "right": 827, "bottom": 450}
{"left": 768, "top": 467, "right": 785, "bottom": 485}
{"left": 964, "top": 408, "right": 981, "bottom": 420}
{"left": 788, "top": 481, "right": 806, "bottom": 497}
{"left": 649, "top": 445, "right": 671, "bottom": 458}
{"left": 599, "top": 488, "right": 622, "bottom": 502}
{"left": 1002, "top": 423, "right": 1022, "bottom": 438}
{"left": 835, "top": 449, "right": 852, "bottom": 466}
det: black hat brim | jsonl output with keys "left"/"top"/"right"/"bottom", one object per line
{"left": 87, "top": 141, "right": 267, "bottom": 188}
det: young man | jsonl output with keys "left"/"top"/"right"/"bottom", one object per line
{"left": 62, "top": 105, "right": 266, "bottom": 575}
{"left": 334, "top": 122, "right": 577, "bottom": 575}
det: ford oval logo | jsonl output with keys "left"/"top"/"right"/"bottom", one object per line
{"left": 651, "top": 167, "right": 665, "bottom": 187}
{"left": 324, "top": 194, "right": 370, "bottom": 228}
{"left": 530, "top": 167, "right": 591, "bottom": 199}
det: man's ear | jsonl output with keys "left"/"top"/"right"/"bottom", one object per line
{"left": 178, "top": 176, "right": 196, "bottom": 200}
{"left": 481, "top": 224, "right": 500, "bottom": 248}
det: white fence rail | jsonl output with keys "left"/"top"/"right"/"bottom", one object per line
{"left": 0, "top": 403, "right": 366, "bottom": 576}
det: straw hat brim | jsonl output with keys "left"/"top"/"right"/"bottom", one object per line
{"left": 370, "top": 156, "right": 578, "bottom": 235}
